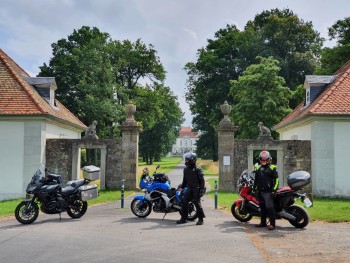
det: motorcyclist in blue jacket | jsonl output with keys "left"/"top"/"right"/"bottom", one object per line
{"left": 177, "top": 152, "right": 206, "bottom": 225}
{"left": 253, "top": 150, "right": 279, "bottom": 230}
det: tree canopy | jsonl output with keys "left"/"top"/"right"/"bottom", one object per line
{"left": 136, "top": 84, "right": 183, "bottom": 164}
{"left": 39, "top": 26, "right": 182, "bottom": 160}
{"left": 230, "top": 57, "right": 292, "bottom": 139}
{"left": 185, "top": 8, "right": 323, "bottom": 159}
{"left": 246, "top": 8, "right": 323, "bottom": 90}
{"left": 316, "top": 17, "right": 350, "bottom": 75}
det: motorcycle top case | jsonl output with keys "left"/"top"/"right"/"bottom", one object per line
{"left": 153, "top": 172, "right": 168, "bottom": 183}
{"left": 287, "top": 171, "right": 311, "bottom": 190}
{"left": 83, "top": 165, "right": 100, "bottom": 181}
{"left": 79, "top": 184, "right": 98, "bottom": 201}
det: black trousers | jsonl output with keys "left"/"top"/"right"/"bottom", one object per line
{"left": 257, "top": 191, "right": 276, "bottom": 225}
{"left": 181, "top": 188, "right": 205, "bottom": 220}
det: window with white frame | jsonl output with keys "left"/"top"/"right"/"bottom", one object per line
{"left": 306, "top": 89, "right": 310, "bottom": 105}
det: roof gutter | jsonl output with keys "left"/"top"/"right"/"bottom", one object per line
{"left": 0, "top": 114, "right": 86, "bottom": 131}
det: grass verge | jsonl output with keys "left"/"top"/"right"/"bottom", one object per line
{"left": 197, "top": 159, "right": 219, "bottom": 176}
{"left": 137, "top": 157, "right": 182, "bottom": 174}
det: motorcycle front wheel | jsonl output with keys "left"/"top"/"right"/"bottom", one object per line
{"left": 231, "top": 203, "right": 253, "bottom": 222}
{"left": 131, "top": 199, "right": 152, "bottom": 218}
{"left": 15, "top": 201, "right": 39, "bottom": 224}
{"left": 286, "top": 205, "right": 309, "bottom": 228}
{"left": 67, "top": 200, "right": 88, "bottom": 219}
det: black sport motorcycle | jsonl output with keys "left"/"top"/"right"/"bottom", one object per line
{"left": 15, "top": 165, "right": 98, "bottom": 224}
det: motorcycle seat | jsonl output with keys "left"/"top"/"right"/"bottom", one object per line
{"left": 61, "top": 179, "right": 86, "bottom": 195}
{"left": 61, "top": 185, "right": 76, "bottom": 195}
{"left": 66, "top": 179, "right": 85, "bottom": 188}
{"left": 277, "top": 186, "right": 292, "bottom": 194}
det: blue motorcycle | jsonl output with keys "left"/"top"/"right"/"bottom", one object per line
{"left": 130, "top": 166, "right": 198, "bottom": 220}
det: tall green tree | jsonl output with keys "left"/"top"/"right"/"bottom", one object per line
{"left": 109, "top": 38, "right": 166, "bottom": 98}
{"left": 230, "top": 57, "right": 292, "bottom": 139}
{"left": 246, "top": 8, "right": 323, "bottom": 91}
{"left": 135, "top": 84, "right": 183, "bottom": 164}
{"left": 185, "top": 25, "right": 262, "bottom": 160}
{"left": 185, "top": 8, "right": 323, "bottom": 159}
{"left": 38, "top": 26, "right": 170, "bottom": 141}
{"left": 316, "top": 17, "right": 350, "bottom": 75}
{"left": 38, "top": 26, "right": 124, "bottom": 138}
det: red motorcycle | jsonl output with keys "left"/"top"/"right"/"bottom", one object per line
{"left": 231, "top": 169, "right": 312, "bottom": 228}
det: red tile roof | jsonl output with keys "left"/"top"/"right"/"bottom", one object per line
{"left": 274, "top": 60, "right": 350, "bottom": 130}
{"left": 179, "top": 127, "right": 199, "bottom": 138}
{"left": 0, "top": 48, "right": 86, "bottom": 130}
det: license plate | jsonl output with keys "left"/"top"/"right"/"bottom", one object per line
{"left": 303, "top": 197, "right": 312, "bottom": 207}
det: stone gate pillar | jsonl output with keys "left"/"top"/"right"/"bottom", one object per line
{"left": 120, "top": 103, "right": 142, "bottom": 190}
{"left": 216, "top": 101, "right": 237, "bottom": 191}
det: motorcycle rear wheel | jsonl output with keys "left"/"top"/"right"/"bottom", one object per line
{"left": 131, "top": 199, "right": 152, "bottom": 218}
{"left": 15, "top": 201, "right": 39, "bottom": 224}
{"left": 286, "top": 205, "right": 309, "bottom": 228}
{"left": 231, "top": 203, "right": 253, "bottom": 222}
{"left": 179, "top": 201, "right": 198, "bottom": 221}
{"left": 67, "top": 200, "right": 88, "bottom": 219}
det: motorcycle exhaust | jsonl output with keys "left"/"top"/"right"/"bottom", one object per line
{"left": 277, "top": 210, "right": 296, "bottom": 221}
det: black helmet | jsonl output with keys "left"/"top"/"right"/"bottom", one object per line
{"left": 259, "top": 150, "right": 271, "bottom": 165}
{"left": 184, "top": 152, "right": 197, "bottom": 166}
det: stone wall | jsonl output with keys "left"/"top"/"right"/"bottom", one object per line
{"left": 45, "top": 103, "right": 141, "bottom": 190}
{"left": 46, "top": 139, "right": 123, "bottom": 189}
{"left": 46, "top": 139, "right": 73, "bottom": 183}
{"left": 216, "top": 101, "right": 312, "bottom": 194}
{"left": 228, "top": 140, "right": 312, "bottom": 192}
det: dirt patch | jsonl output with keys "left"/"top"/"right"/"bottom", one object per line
{"left": 242, "top": 218, "right": 350, "bottom": 263}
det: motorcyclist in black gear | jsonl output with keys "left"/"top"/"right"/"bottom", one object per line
{"left": 176, "top": 152, "right": 206, "bottom": 225}
{"left": 253, "top": 150, "right": 279, "bottom": 230}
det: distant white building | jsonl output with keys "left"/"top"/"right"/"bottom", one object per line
{"left": 172, "top": 127, "right": 199, "bottom": 155}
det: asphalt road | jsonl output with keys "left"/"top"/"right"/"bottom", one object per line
{"left": 0, "top": 164, "right": 265, "bottom": 263}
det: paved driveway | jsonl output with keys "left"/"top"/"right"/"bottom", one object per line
{"left": 0, "top": 194, "right": 265, "bottom": 263}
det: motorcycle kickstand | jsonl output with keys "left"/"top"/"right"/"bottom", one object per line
{"left": 59, "top": 213, "right": 62, "bottom": 221}
{"left": 162, "top": 213, "right": 167, "bottom": 220}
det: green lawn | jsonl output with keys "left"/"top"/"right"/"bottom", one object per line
{"left": 0, "top": 198, "right": 23, "bottom": 217}
{"left": 206, "top": 178, "right": 350, "bottom": 223}
{"left": 138, "top": 157, "right": 182, "bottom": 173}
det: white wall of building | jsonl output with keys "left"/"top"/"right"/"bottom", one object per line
{"left": 279, "top": 124, "right": 311, "bottom": 140}
{"left": 23, "top": 121, "right": 46, "bottom": 195}
{"left": 279, "top": 120, "right": 350, "bottom": 197}
{"left": 311, "top": 121, "right": 335, "bottom": 196}
{"left": 0, "top": 120, "right": 83, "bottom": 200}
{"left": 0, "top": 121, "right": 25, "bottom": 200}
{"left": 334, "top": 122, "right": 350, "bottom": 197}
{"left": 46, "top": 123, "right": 81, "bottom": 139}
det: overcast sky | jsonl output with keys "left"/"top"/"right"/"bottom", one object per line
{"left": 1, "top": 0, "right": 349, "bottom": 126}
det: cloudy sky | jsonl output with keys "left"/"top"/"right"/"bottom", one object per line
{"left": 1, "top": 0, "right": 349, "bottom": 126}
